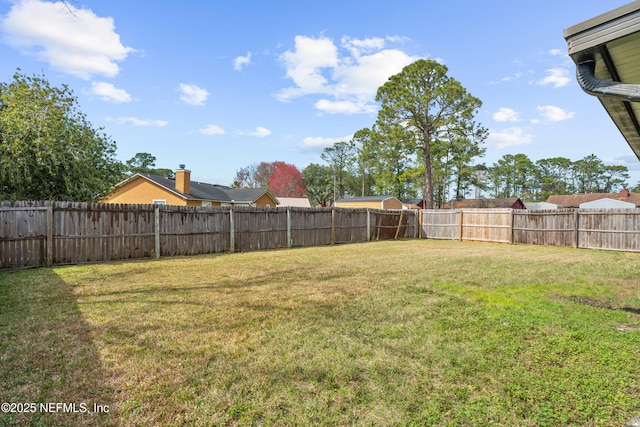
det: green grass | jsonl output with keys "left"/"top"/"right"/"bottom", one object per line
{"left": 1, "top": 240, "right": 640, "bottom": 426}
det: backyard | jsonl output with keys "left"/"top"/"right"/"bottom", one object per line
{"left": 1, "top": 240, "right": 639, "bottom": 426}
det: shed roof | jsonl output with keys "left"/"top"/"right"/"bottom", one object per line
{"left": 564, "top": 2, "right": 640, "bottom": 160}
{"left": 579, "top": 197, "right": 638, "bottom": 208}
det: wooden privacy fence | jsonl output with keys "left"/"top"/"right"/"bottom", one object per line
{"left": 420, "top": 208, "right": 640, "bottom": 252}
{"left": 0, "top": 201, "right": 417, "bottom": 269}
{"left": 3, "top": 201, "right": 639, "bottom": 270}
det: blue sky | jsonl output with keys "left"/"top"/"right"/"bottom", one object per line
{"left": 1, "top": 0, "right": 639, "bottom": 188}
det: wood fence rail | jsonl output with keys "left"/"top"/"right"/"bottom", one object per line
{"left": 0, "top": 201, "right": 417, "bottom": 269}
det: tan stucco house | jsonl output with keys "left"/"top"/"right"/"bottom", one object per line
{"left": 100, "top": 167, "right": 279, "bottom": 207}
{"left": 334, "top": 196, "right": 403, "bottom": 210}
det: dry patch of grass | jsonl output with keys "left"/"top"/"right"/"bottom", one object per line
{"left": 1, "top": 240, "right": 640, "bottom": 425}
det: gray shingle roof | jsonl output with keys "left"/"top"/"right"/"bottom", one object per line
{"left": 140, "top": 173, "right": 274, "bottom": 204}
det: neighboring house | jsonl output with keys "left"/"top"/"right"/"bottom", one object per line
{"left": 579, "top": 198, "right": 637, "bottom": 209}
{"left": 99, "top": 167, "right": 278, "bottom": 207}
{"left": 276, "top": 197, "right": 311, "bottom": 208}
{"left": 546, "top": 188, "right": 640, "bottom": 208}
{"left": 334, "top": 196, "right": 403, "bottom": 210}
{"left": 446, "top": 197, "right": 526, "bottom": 209}
{"left": 404, "top": 198, "right": 426, "bottom": 209}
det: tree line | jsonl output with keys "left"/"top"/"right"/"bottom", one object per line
{"left": 302, "top": 149, "right": 633, "bottom": 207}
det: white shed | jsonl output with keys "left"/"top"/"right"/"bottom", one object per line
{"left": 579, "top": 198, "right": 637, "bottom": 209}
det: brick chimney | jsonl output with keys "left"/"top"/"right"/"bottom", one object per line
{"left": 619, "top": 187, "right": 630, "bottom": 199}
{"left": 175, "top": 164, "right": 191, "bottom": 195}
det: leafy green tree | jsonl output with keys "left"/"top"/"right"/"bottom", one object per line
{"left": 600, "top": 164, "right": 629, "bottom": 193}
{"left": 571, "top": 154, "right": 605, "bottom": 193}
{"left": 535, "top": 157, "right": 573, "bottom": 201}
{"left": 569, "top": 154, "right": 628, "bottom": 193}
{"left": 369, "top": 123, "right": 421, "bottom": 201}
{"left": 321, "top": 141, "right": 356, "bottom": 201}
{"left": 0, "top": 71, "right": 123, "bottom": 201}
{"left": 125, "top": 152, "right": 174, "bottom": 178}
{"left": 302, "top": 163, "right": 333, "bottom": 207}
{"left": 351, "top": 128, "right": 376, "bottom": 197}
{"left": 432, "top": 133, "right": 486, "bottom": 205}
{"left": 375, "top": 59, "right": 487, "bottom": 208}
{"left": 487, "top": 154, "right": 537, "bottom": 200}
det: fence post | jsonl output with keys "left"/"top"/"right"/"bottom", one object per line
{"left": 574, "top": 209, "right": 579, "bottom": 248}
{"left": 366, "top": 209, "right": 371, "bottom": 241}
{"left": 418, "top": 209, "right": 422, "bottom": 239}
{"left": 510, "top": 209, "right": 515, "bottom": 244}
{"left": 458, "top": 210, "right": 463, "bottom": 242}
{"left": 331, "top": 208, "right": 336, "bottom": 244}
{"left": 46, "top": 205, "right": 53, "bottom": 267}
{"left": 287, "top": 208, "right": 292, "bottom": 248}
{"left": 154, "top": 206, "right": 161, "bottom": 259}
{"left": 229, "top": 205, "right": 235, "bottom": 253}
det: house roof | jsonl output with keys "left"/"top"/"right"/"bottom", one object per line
{"left": 276, "top": 197, "right": 311, "bottom": 208}
{"left": 447, "top": 197, "right": 523, "bottom": 209}
{"left": 546, "top": 189, "right": 640, "bottom": 207}
{"left": 564, "top": 2, "right": 640, "bottom": 161}
{"left": 336, "top": 196, "right": 398, "bottom": 203}
{"left": 116, "top": 173, "right": 277, "bottom": 204}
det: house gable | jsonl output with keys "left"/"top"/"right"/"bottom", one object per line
{"left": 99, "top": 175, "right": 187, "bottom": 205}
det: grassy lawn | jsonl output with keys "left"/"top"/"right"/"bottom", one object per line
{"left": 1, "top": 240, "right": 640, "bottom": 426}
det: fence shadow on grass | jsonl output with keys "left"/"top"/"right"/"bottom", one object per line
{"left": 0, "top": 269, "right": 116, "bottom": 426}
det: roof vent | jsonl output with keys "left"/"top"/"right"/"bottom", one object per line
{"left": 179, "top": 164, "right": 186, "bottom": 170}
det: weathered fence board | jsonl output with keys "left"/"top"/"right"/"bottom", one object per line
{"left": 461, "top": 209, "right": 512, "bottom": 243}
{"left": 289, "top": 208, "right": 332, "bottom": 247}
{"left": 578, "top": 209, "right": 640, "bottom": 252}
{"left": 421, "top": 210, "right": 459, "bottom": 240}
{"left": 512, "top": 209, "right": 576, "bottom": 247}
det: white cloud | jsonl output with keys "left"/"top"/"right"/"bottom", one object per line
{"left": 198, "top": 124, "right": 225, "bottom": 135}
{"left": 341, "top": 36, "right": 385, "bottom": 57}
{"left": 486, "top": 127, "right": 533, "bottom": 148}
{"left": 299, "top": 134, "right": 353, "bottom": 150}
{"left": 233, "top": 51, "right": 251, "bottom": 71}
{"left": 500, "top": 72, "right": 523, "bottom": 82}
{"left": 106, "top": 117, "right": 168, "bottom": 127}
{"left": 549, "top": 49, "right": 563, "bottom": 56}
{"left": 315, "top": 99, "right": 377, "bottom": 115}
{"left": 249, "top": 126, "right": 271, "bottom": 137}
{"left": 537, "top": 105, "right": 575, "bottom": 122}
{"left": 278, "top": 35, "right": 339, "bottom": 100}
{"left": 1, "top": 0, "right": 134, "bottom": 79}
{"left": 538, "top": 68, "right": 571, "bottom": 88}
{"left": 492, "top": 107, "right": 520, "bottom": 123}
{"left": 179, "top": 83, "right": 209, "bottom": 106}
{"left": 90, "top": 82, "right": 131, "bottom": 103}
{"left": 277, "top": 34, "right": 419, "bottom": 114}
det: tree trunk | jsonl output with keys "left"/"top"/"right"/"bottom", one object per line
{"left": 423, "top": 128, "right": 434, "bottom": 209}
